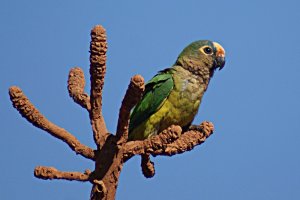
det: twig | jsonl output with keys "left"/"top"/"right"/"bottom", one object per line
{"left": 141, "top": 154, "right": 155, "bottom": 178}
{"left": 68, "top": 67, "right": 91, "bottom": 111}
{"left": 116, "top": 75, "right": 145, "bottom": 144}
{"left": 9, "top": 86, "right": 95, "bottom": 160}
{"left": 34, "top": 166, "right": 91, "bottom": 182}
{"left": 89, "top": 25, "right": 109, "bottom": 147}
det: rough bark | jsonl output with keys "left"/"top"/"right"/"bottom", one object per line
{"left": 9, "top": 24, "right": 215, "bottom": 200}
{"left": 68, "top": 67, "right": 91, "bottom": 111}
{"left": 89, "top": 25, "right": 109, "bottom": 148}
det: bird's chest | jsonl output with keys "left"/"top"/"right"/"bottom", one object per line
{"left": 162, "top": 74, "right": 205, "bottom": 126}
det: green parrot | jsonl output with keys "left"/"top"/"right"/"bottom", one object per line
{"left": 129, "top": 40, "right": 226, "bottom": 140}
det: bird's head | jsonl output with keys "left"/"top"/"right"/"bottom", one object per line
{"left": 175, "top": 40, "right": 226, "bottom": 73}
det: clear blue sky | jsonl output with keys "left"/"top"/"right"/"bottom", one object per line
{"left": 1, "top": 0, "right": 300, "bottom": 199}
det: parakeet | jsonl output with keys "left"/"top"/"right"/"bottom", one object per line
{"left": 129, "top": 40, "right": 225, "bottom": 140}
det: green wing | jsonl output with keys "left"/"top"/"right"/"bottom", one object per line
{"left": 129, "top": 69, "right": 174, "bottom": 134}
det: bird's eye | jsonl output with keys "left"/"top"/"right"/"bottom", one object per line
{"left": 203, "top": 47, "right": 213, "bottom": 55}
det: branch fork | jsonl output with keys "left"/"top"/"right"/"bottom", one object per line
{"left": 9, "top": 24, "right": 215, "bottom": 200}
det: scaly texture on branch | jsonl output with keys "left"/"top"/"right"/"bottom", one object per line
{"left": 34, "top": 166, "right": 91, "bottom": 182}
{"left": 9, "top": 86, "right": 95, "bottom": 160}
{"left": 89, "top": 25, "right": 109, "bottom": 147}
{"left": 124, "top": 122, "right": 214, "bottom": 157}
{"left": 116, "top": 75, "right": 145, "bottom": 144}
{"left": 68, "top": 67, "right": 91, "bottom": 111}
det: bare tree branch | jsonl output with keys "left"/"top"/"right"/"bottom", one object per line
{"left": 123, "top": 125, "right": 182, "bottom": 158}
{"left": 9, "top": 86, "right": 95, "bottom": 160}
{"left": 160, "top": 121, "right": 214, "bottom": 156}
{"left": 68, "top": 67, "right": 91, "bottom": 111}
{"left": 116, "top": 75, "right": 145, "bottom": 144}
{"left": 89, "top": 25, "right": 109, "bottom": 147}
{"left": 123, "top": 122, "right": 213, "bottom": 157}
{"left": 34, "top": 166, "right": 91, "bottom": 182}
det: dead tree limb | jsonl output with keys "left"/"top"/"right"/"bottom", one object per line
{"left": 123, "top": 122, "right": 213, "bottom": 157}
{"left": 89, "top": 25, "right": 109, "bottom": 147}
{"left": 34, "top": 166, "right": 92, "bottom": 182}
{"left": 116, "top": 75, "right": 145, "bottom": 144}
{"left": 68, "top": 67, "right": 91, "bottom": 111}
{"left": 9, "top": 86, "right": 95, "bottom": 160}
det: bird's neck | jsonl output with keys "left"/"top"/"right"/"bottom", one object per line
{"left": 174, "top": 57, "right": 214, "bottom": 90}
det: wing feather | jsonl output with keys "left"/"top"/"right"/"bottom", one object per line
{"left": 129, "top": 69, "right": 174, "bottom": 133}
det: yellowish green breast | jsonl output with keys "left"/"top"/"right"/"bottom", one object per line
{"left": 130, "top": 66, "right": 206, "bottom": 140}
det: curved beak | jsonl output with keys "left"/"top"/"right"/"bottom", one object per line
{"left": 215, "top": 56, "right": 225, "bottom": 70}
{"left": 213, "top": 42, "right": 226, "bottom": 70}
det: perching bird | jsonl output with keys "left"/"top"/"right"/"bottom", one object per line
{"left": 129, "top": 40, "right": 225, "bottom": 140}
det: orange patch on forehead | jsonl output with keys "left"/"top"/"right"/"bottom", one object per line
{"left": 213, "top": 42, "right": 225, "bottom": 57}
